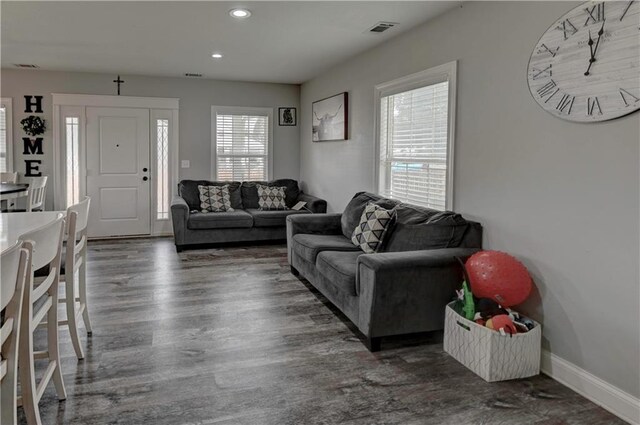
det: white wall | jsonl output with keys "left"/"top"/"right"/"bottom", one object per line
{"left": 300, "top": 1, "right": 640, "bottom": 400}
{"left": 1, "top": 69, "right": 300, "bottom": 208}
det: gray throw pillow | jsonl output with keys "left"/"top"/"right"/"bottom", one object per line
{"left": 351, "top": 202, "right": 395, "bottom": 254}
{"left": 198, "top": 184, "right": 234, "bottom": 212}
{"left": 341, "top": 192, "right": 400, "bottom": 239}
{"left": 257, "top": 184, "right": 288, "bottom": 210}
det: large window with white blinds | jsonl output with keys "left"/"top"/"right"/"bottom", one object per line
{"left": 212, "top": 106, "right": 273, "bottom": 181}
{"left": 376, "top": 62, "right": 456, "bottom": 211}
{"left": 0, "top": 98, "right": 13, "bottom": 173}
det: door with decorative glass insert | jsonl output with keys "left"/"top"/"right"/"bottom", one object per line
{"left": 86, "top": 107, "right": 150, "bottom": 237}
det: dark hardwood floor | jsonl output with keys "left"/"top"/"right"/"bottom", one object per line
{"left": 26, "top": 238, "right": 624, "bottom": 424}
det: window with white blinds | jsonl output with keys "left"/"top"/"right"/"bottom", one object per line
{"left": 0, "top": 98, "right": 13, "bottom": 173}
{"left": 212, "top": 107, "right": 272, "bottom": 181}
{"left": 376, "top": 63, "right": 456, "bottom": 211}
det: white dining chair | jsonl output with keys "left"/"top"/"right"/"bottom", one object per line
{"left": 60, "top": 197, "right": 92, "bottom": 359}
{"left": 16, "top": 176, "right": 48, "bottom": 212}
{"left": 1, "top": 242, "right": 29, "bottom": 425}
{"left": 18, "top": 216, "right": 67, "bottom": 425}
{"left": 1, "top": 171, "right": 18, "bottom": 183}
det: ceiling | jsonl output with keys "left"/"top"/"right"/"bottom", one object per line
{"left": 1, "top": 1, "right": 457, "bottom": 84}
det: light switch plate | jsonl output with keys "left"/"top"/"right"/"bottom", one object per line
{"left": 181, "top": 160, "right": 190, "bottom": 168}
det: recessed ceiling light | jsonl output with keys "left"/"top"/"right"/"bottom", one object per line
{"left": 211, "top": 53, "right": 223, "bottom": 59}
{"left": 229, "top": 8, "right": 251, "bottom": 19}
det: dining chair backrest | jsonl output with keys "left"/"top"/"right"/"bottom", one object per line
{"left": 17, "top": 176, "right": 48, "bottom": 212}
{"left": 17, "top": 216, "right": 67, "bottom": 424}
{"left": 0, "top": 172, "right": 17, "bottom": 183}
{"left": 66, "top": 197, "right": 91, "bottom": 238}
{"left": 20, "top": 215, "right": 65, "bottom": 271}
{"left": 1, "top": 241, "right": 27, "bottom": 314}
{"left": 1, "top": 241, "right": 28, "bottom": 425}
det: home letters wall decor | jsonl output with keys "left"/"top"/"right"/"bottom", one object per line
{"left": 22, "top": 95, "right": 45, "bottom": 176}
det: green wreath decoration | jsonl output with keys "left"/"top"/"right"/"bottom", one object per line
{"left": 20, "top": 116, "right": 47, "bottom": 136}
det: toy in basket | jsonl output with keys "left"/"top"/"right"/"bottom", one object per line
{"left": 443, "top": 251, "right": 542, "bottom": 382}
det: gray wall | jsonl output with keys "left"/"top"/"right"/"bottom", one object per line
{"left": 1, "top": 69, "right": 300, "bottom": 208}
{"left": 299, "top": 1, "right": 640, "bottom": 397}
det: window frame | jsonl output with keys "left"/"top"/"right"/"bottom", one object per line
{"left": 1, "top": 97, "right": 14, "bottom": 173}
{"left": 210, "top": 106, "right": 274, "bottom": 181}
{"left": 373, "top": 61, "right": 457, "bottom": 211}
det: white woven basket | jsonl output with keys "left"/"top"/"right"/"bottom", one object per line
{"left": 443, "top": 301, "right": 541, "bottom": 382}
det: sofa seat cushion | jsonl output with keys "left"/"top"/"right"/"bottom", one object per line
{"left": 187, "top": 210, "right": 253, "bottom": 230}
{"left": 316, "top": 251, "right": 361, "bottom": 297}
{"left": 246, "top": 209, "right": 308, "bottom": 227}
{"left": 292, "top": 234, "right": 360, "bottom": 263}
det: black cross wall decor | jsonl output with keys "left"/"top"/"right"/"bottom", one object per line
{"left": 113, "top": 75, "right": 125, "bottom": 95}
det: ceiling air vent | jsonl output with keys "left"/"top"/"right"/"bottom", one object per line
{"left": 368, "top": 22, "right": 397, "bottom": 33}
{"left": 184, "top": 73, "right": 202, "bottom": 77}
{"left": 14, "top": 64, "right": 39, "bottom": 69}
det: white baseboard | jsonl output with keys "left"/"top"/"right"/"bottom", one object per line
{"left": 541, "top": 349, "right": 640, "bottom": 425}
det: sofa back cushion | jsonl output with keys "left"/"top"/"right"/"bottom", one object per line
{"left": 341, "top": 192, "right": 399, "bottom": 239}
{"left": 241, "top": 179, "right": 300, "bottom": 209}
{"left": 383, "top": 203, "right": 477, "bottom": 252}
{"left": 179, "top": 180, "right": 242, "bottom": 211}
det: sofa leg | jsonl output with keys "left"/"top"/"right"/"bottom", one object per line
{"left": 365, "top": 337, "right": 382, "bottom": 352}
{"left": 290, "top": 266, "right": 300, "bottom": 276}
{"left": 176, "top": 245, "right": 183, "bottom": 253}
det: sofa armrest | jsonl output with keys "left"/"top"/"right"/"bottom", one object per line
{"left": 357, "top": 248, "right": 479, "bottom": 272}
{"left": 297, "top": 192, "right": 327, "bottom": 213}
{"left": 355, "top": 248, "right": 480, "bottom": 337}
{"left": 171, "top": 196, "right": 189, "bottom": 248}
{"left": 286, "top": 213, "right": 342, "bottom": 264}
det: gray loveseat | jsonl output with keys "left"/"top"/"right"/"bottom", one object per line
{"left": 287, "top": 191, "right": 483, "bottom": 351}
{"left": 171, "top": 179, "right": 326, "bottom": 251}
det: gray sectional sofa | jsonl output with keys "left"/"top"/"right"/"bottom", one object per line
{"left": 287, "top": 191, "right": 483, "bottom": 351}
{"left": 171, "top": 179, "right": 326, "bottom": 251}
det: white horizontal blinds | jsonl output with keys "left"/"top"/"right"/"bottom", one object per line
{"left": 65, "top": 117, "right": 80, "bottom": 207}
{"left": 0, "top": 106, "right": 7, "bottom": 172}
{"left": 216, "top": 113, "right": 268, "bottom": 181}
{"left": 379, "top": 81, "right": 449, "bottom": 210}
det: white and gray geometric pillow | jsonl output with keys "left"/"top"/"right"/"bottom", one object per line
{"left": 351, "top": 202, "right": 395, "bottom": 254}
{"left": 198, "top": 184, "right": 234, "bottom": 213}
{"left": 257, "top": 184, "right": 288, "bottom": 210}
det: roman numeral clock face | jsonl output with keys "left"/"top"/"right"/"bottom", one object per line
{"left": 528, "top": 1, "right": 640, "bottom": 122}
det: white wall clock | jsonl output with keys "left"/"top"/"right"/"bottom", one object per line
{"left": 528, "top": 1, "right": 640, "bottom": 122}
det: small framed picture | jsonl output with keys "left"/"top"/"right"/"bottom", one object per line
{"left": 278, "top": 107, "right": 297, "bottom": 126}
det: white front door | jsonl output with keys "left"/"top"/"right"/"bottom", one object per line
{"left": 86, "top": 107, "right": 150, "bottom": 237}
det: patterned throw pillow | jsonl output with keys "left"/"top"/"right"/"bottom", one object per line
{"left": 257, "top": 184, "right": 288, "bottom": 210}
{"left": 351, "top": 202, "right": 395, "bottom": 254}
{"left": 198, "top": 184, "right": 234, "bottom": 212}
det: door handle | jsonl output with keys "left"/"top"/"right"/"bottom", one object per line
{"left": 143, "top": 176, "right": 148, "bottom": 181}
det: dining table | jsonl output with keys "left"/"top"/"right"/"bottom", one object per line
{"left": 1, "top": 182, "right": 29, "bottom": 211}
{"left": 0, "top": 183, "right": 29, "bottom": 201}
{"left": 0, "top": 211, "right": 65, "bottom": 253}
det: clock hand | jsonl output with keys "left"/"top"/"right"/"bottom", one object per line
{"left": 585, "top": 21, "right": 605, "bottom": 76}
{"left": 593, "top": 20, "right": 605, "bottom": 53}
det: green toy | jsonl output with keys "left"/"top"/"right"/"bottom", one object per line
{"left": 461, "top": 280, "right": 475, "bottom": 320}
{"left": 455, "top": 256, "right": 475, "bottom": 320}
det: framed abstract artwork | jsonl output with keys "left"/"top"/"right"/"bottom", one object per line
{"left": 312, "top": 92, "right": 348, "bottom": 141}
{"left": 278, "top": 107, "right": 297, "bottom": 126}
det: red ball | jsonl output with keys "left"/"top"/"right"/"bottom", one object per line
{"left": 466, "top": 251, "right": 532, "bottom": 307}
